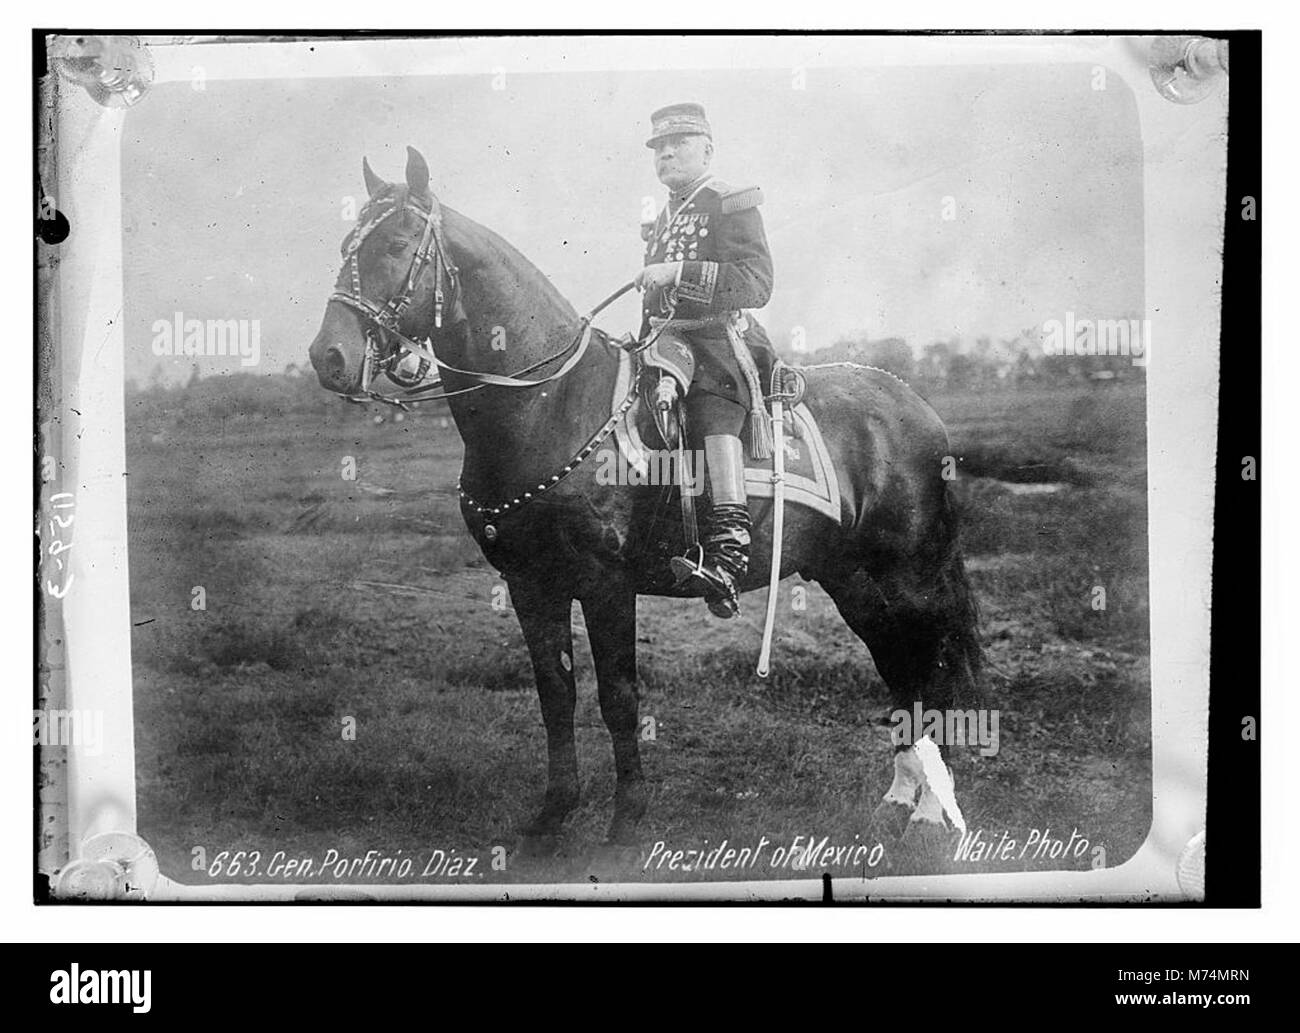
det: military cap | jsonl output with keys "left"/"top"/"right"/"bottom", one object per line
{"left": 645, "top": 102, "right": 712, "bottom": 148}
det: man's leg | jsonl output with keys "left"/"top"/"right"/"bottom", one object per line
{"left": 671, "top": 391, "right": 751, "bottom": 618}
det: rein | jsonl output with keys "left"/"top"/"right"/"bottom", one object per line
{"left": 330, "top": 191, "right": 636, "bottom": 408}
{"left": 387, "top": 279, "right": 636, "bottom": 407}
{"left": 330, "top": 195, "right": 643, "bottom": 528}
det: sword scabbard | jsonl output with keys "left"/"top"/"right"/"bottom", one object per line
{"left": 757, "top": 398, "right": 786, "bottom": 677}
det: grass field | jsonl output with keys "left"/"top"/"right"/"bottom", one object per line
{"left": 127, "top": 378, "right": 1151, "bottom": 892}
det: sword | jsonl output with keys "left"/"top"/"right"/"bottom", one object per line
{"left": 756, "top": 396, "right": 786, "bottom": 677}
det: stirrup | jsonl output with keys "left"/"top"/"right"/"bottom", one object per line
{"left": 670, "top": 546, "right": 741, "bottom": 619}
{"left": 669, "top": 543, "right": 705, "bottom": 585}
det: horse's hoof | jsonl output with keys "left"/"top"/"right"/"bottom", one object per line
{"left": 518, "top": 809, "right": 573, "bottom": 849}
{"left": 520, "top": 813, "right": 563, "bottom": 837}
{"left": 520, "top": 788, "right": 579, "bottom": 839}
{"left": 586, "top": 842, "right": 639, "bottom": 881}
{"left": 869, "top": 800, "right": 914, "bottom": 843}
{"left": 516, "top": 830, "right": 563, "bottom": 858}
{"left": 608, "top": 783, "right": 648, "bottom": 845}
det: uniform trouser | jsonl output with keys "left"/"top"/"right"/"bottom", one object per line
{"left": 651, "top": 324, "right": 768, "bottom": 507}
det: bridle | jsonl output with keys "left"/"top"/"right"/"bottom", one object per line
{"left": 326, "top": 187, "right": 643, "bottom": 534}
{"left": 328, "top": 191, "right": 459, "bottom": 405}
{"left": 328, "top": 189, "right": 634, "bottom": 410}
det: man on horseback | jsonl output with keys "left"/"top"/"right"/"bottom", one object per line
{"left": 633, "top": 102, "right": 776, "bottom": 618}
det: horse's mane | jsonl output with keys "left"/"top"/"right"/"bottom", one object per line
{"left": 434, "top": 197, "right": 580, "bottom": 329}
{"left": 353, "top": 185, "right": 579, "bottom": 328}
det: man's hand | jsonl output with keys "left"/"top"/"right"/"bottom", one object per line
{"left": 634, "top": 261, "right": 682, "bottom": 291}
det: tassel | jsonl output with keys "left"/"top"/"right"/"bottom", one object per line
{"left": 727, "top": 317, "right": 773, "bottom": 460}
{"left": 747, "top": 405, "right": 773, "bottom": 460}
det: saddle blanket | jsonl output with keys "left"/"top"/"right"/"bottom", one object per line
{"left": 610, "top": 348, "right": 842, "bottom": 524}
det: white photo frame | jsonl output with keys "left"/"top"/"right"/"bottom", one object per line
{"left": 37, "top": 32, "right": 1228, "bottom": 902}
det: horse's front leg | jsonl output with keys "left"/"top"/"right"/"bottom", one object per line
{"left": 581, "top": 581, "right": 647, "bottom": 845}
{"left": 510, "top": 576, "right": 580, "bottom": 839}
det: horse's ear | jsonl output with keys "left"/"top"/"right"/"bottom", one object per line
{"left": 362, "top": 157, "right": 385, "bottom": 198}
{"left": 405, "top": 146, "right": 431, "bottom": 200}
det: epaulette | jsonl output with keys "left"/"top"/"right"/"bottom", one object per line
{"left": 718, "top": 184, "right": 764, "bottom": 214}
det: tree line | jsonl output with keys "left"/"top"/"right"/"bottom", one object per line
{"left": 792, "top": 332, "right": 1144, "bottom": 389}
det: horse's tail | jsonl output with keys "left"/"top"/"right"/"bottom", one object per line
{"left": 937, "top": 481, "right": 984, "bottom": 701}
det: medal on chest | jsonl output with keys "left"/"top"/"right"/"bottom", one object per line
{"left": 650, "top": 211, "right": 710, "bottom": 263}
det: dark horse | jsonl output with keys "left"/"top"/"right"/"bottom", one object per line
{"left": 308, "top": 147, "right": 982, "bottom": 850}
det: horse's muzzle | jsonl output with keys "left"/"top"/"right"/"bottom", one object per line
{"left": 308, "top": 301, "right": 372, "bottom": 393}
{"left": 308, "top": 323, "right": 363, "bottom": 393}
{"left": 315, "top": 343, "right": 351, "bottom": 391}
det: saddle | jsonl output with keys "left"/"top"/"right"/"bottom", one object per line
{"left": 632, "top": 316, "right": 791, "bottom": 455}
{"left": 607, "top": 336, "right": 841, "bottom": 594}
{"left": 634, "top": 348, "right": 803, "bottom": 447}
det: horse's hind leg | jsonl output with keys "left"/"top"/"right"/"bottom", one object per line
{"left": 510, "top": 577, "right": 581, "bottom": 841}
{"left": 823, "top": 550, "right": 980, "bottom": 844}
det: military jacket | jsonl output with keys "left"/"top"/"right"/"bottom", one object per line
{"left": 639, "top": 178, "right": 774, "bottom": 337}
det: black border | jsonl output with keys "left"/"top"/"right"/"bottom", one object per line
{"left": 1205, "top": 30, "right": 1260, "bottom": 908}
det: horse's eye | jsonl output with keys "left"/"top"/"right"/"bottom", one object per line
{"left": 388, "top": 241, "right": 409, "bottom": 256}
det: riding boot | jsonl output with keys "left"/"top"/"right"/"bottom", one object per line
{"left": 670, "top": 434, "right": 751, "bottom": 618}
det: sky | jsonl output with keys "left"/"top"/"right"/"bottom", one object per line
{"left": 121, "top": 56, "right": 1144, "bottom": 384}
